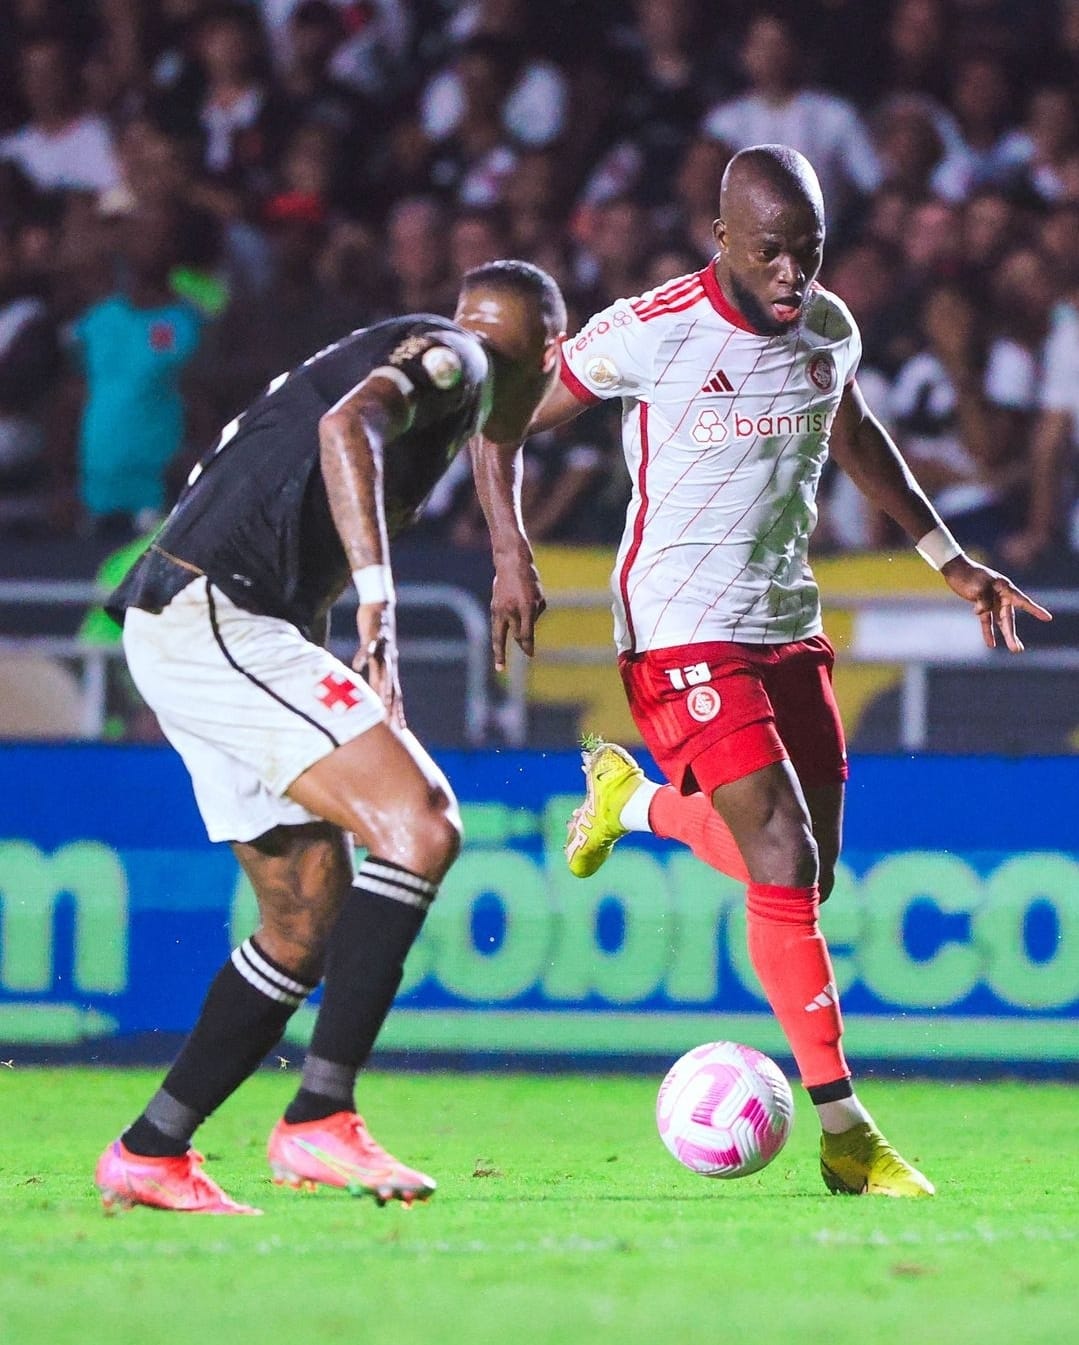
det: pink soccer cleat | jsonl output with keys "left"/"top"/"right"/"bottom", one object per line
{"left": 95, "top": 1139, "right": 262, "bottom": 1215}
{"left": 267, "top": 1112, "right": 436, "bottom": 1207}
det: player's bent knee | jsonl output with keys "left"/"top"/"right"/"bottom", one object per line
{"left": 415, "top": 800, "right": 462, "bottom": 874}
{"left": 364, "top": 785, "right": 461, "bottom": 882}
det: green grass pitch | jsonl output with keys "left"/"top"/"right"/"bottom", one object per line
{"left": 1, "top": 1069, "right": 1075, "bottom": 1345}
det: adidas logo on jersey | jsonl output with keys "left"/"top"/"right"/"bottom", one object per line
{"left": 701, "top": 369, "right": 734, "bottom": 394}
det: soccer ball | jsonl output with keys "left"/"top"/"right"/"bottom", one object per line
{"left": 656, "top": 1041, "right": 794, "bottom": 1179}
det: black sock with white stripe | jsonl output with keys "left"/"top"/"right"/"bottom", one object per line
{"left": 123, "top": 937, "right": 316, "bottom": 1157}
{"left": 284, "top": 857, "right": 435, "bottom": 1126}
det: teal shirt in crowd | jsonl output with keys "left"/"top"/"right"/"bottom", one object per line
{"left": 74, "top": 295, "right": 203, "bottom": 517}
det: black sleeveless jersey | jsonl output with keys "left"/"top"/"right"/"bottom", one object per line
{"left": 108, "top": 315, "right": 492, "bottom": 635}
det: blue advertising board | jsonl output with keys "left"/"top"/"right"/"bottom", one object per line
{"left": 0, "top": 745, "right": 1076, "bottom": 1073}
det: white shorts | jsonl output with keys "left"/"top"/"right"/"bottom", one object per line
{"left": 123, "top": 577, "right": 386, "bottom": 843}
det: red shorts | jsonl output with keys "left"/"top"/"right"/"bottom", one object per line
{"left": 618, "top": 634, "right": 848, "bottom": 796}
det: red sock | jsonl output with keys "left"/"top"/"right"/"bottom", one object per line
{"left": 648, "top": 786, "right": 751, "bottom": 883}
{"left": 745, "top": 882, "right": 849, "bottom": 1089}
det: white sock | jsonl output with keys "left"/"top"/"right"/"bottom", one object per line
{"left": 816, "top": 1093, "right": 874, "bottom": 1135}
{"left": 618, "top": 778, "right": 661, "bottom": 832}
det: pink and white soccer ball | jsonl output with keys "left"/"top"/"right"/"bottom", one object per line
{"left": 656, "top": 1041, "right": 794, "bottom": 1178}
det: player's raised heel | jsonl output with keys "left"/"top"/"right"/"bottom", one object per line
{"left": 565, "top": 735, "right": 645, "bottom": 878}
{"left": 94, "top": 1138, "right": 262, "bottom": 1214}
{"left": 267, "top": 1112, "right": 436, "bottom": 1207}
{"left": 820, "top": 1123, "right": 935, "bottom": 1198}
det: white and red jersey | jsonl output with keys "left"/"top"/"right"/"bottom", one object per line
{"left": 559, "top": 262, "right": 861, "bottom": 652}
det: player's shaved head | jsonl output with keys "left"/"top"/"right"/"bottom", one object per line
{"left": 713, "top": 143, "right": 826, "bottom": 336}
{"left": 460, "top": 259, "right": 567, "bottom": 340}
{"left": 720, "top": 145, "right": 824, "bottom": 229}
{"left": 455, "top": 259, "right": 566, "bottom": 443}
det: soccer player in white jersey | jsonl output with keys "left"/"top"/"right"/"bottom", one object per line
{"left": 520, "top": 144, "right": 1051, "bottom": 1197}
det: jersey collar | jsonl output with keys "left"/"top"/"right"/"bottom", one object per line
{"left": 701, "top": 258, "right": 760, "bottom": 334}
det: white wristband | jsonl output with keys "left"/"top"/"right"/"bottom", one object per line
{"left": 352, "top": 564, "right": 395, "bottom": 605}
{"left": 915, "top": 525, "right": 963, "bottom": 571}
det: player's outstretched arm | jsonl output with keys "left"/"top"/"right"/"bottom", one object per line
{"left": 469, "top": 433, "right": 545, "bottom": 672}
{"left": 475, "top": 376, "right": 596, "bottom": 669}
{"left": 829, "top": 379, "right": 1052, "bottom": 652}
{"left": 319, "top": 375, "right": 411, "bottom": 723}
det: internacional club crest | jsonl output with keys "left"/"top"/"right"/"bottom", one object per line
{"left": 807, "top": 352, "right": 835, "bottom": 393}
{"left": 686, "top": 686, "right": 722, "bottom": 723}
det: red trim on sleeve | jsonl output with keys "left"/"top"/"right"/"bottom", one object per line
{"left": 700, "top": 260, "right": 758, "bottom": 333}
{"left": 558, "top": 342, "right": 601, "bottom": 405}
{"left": 618, "top": 404, "right": 650, "bottom": 653}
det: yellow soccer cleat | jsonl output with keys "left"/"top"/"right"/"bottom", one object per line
{"left": 564, "top": 735, "right": 645, "bottom": 878}
{"left": 820, "top": 1123, "right": 935, "bottom": 1197}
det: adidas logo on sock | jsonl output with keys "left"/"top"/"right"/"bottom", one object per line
{"left": 700, "top": 369, "right": 734, "bottom": 394}
{"left": 805, "top": 982, "right": 839, "bottom": 1013}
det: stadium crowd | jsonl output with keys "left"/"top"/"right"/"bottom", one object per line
{"left": 0, "top": 0, "right": 1077, "bottom": 572}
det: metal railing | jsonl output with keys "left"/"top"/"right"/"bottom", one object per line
{"left": 509, "top": 586, "right": 1079, "bottom": 752}
{"left": 3, "top": 579, "right": 1077, "bottom": 750}
{"left": 0, "top": 579, "right": 502, "bottom": 745}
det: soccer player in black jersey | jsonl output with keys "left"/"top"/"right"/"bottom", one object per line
{"left": 95, "top": 261, "right": 567, "bottom": 1214}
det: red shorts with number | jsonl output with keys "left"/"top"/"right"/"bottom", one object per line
{"left": 618, "top": 634, "right": 848, "bottom": 796}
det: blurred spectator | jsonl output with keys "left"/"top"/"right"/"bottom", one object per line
{"left": 901, "top": 199, "right": 963, "bottom": 287}
{"left": 640, "top": 242, "right": 706, "bottom": 295}
{"left": 53, "top": 202, "right": 204, "bottom": 536}
{"left": 1003, "top": 291, "right": 1079, "bottom": 568}
{"left": 105, "top": 113, "right": 269, "bottom": 304}
{"left": 418, "top": 37, "right": 520, "bottom": 208}
{"left": 1056, "top": 0, "right": 1079, "bottom": 83}
{"left": 816, "top": 238, "right": 905, "bottom": 552}
{"left": 0, "top": 0, "right": 1076, "bottom": 576}
{"left": 385, "top": 195, "right": 452, "bottom": 314}
{"left": 949, "top": 0, "right": 1057, "bottom": 75}
{"left": 258, "top": 0, "right": 412, "bottom": 102}
{"left": 146, "top": 0, "right": 216, "bottom": 124}
{"left": 701, "top": 11, "right": 881, "bottom": 228}
{"left": 189, "top": 189, "right": 366, "bottom": 427}
{"left": 1039, "top": 202, "right": 1079, "bottom": 290}
{"left": 873, "top": 96, "right": 953, "bottom": 201}
{"left": 936, "top": 50, "right": 1019, "bottom": 199}
{"left": 960, "top": 189, "right": 1021, "bottom": 296}
{"left": 444, "top": 405, "right": 622, "bottom": 548}
{"left": 880, "top": 0, "right": 951, "bottom": 104}
{"left": 83, "top": 0, "right": 145, "bottom": 125}
{"left": 419, "top": 0, "right": 568, "bottom": 150}
{"left": 315, "top": 216, "right": 394, "bottom": 316}
{"left": 982, "top": 247, "right": 1055, "bottom": 472}
{"left": 578, "top": 0, "right": 726, "bottom": 211}
{"left": 572, "top": 195, "right": 655, "bottom": 316}
{"left": 888, "top": 284, "right": 1021, "bottom": 552}
{"left": 190, "top": 3, "right": 286, "bottom": 203}
{"left": 0, "top": 222, "right": 60, "bottom": 517}
{"left": 448, "top": 206, "right": 511, "bottom": 277}
{"left": 862, "top": 186, "right": 912, "bottom": 253}
{"left": 274, "top": 120, "right": 340, "bottom": 213}
{"left": 997, "top": 86, "right": 1079, "bottom": 206}
{"left": 827, "top": 238, "right": 905, "bottom": 384}
{"left": 0, "top": 35, "right": 121, "bottom": 194}
{"left": 665, "top": 134, "right": 732, "bottom": 261}
{"left": 518, "top": 414, "right": 620, "bottom": 544}
{"left": 277, "top": 1, "right": 368, "bottom": 142}
{"left": 502, "top": 146, "right": 568, "bottom": 260}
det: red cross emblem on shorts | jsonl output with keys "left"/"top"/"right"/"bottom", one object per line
{"left": 316, "top": 672, "right": 363, "bottom": 712}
